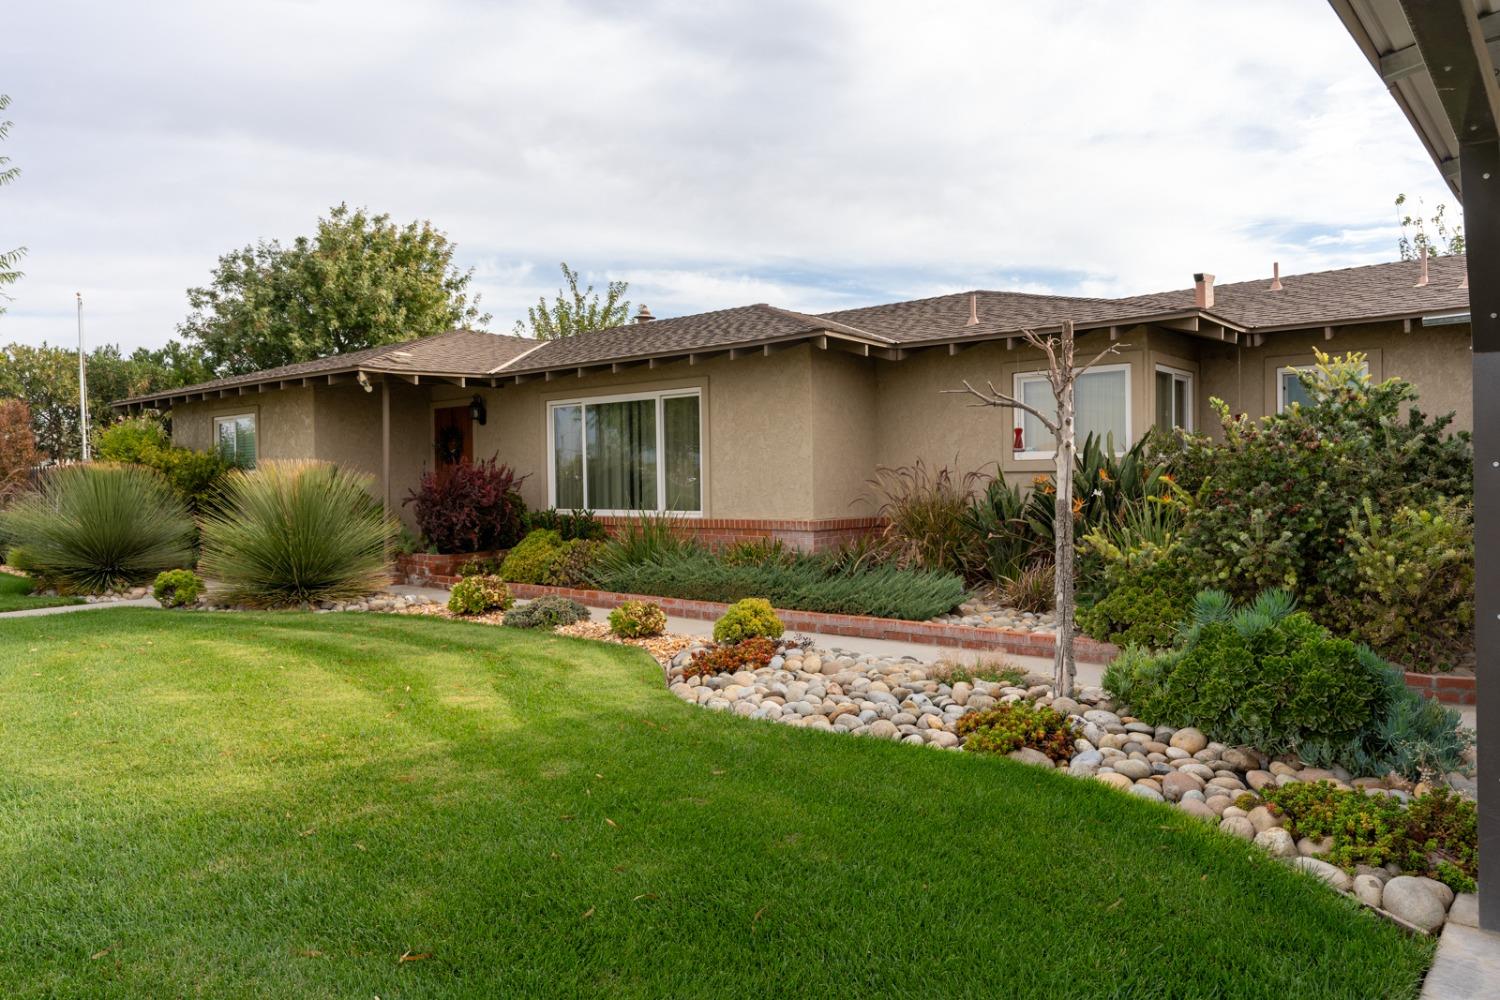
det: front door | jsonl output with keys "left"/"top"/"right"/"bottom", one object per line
{"left": 433, "top": 405, "right": 473, "bottom": 478}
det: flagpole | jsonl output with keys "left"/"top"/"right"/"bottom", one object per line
{"left": 76, "top": 291, "right": 90, "bottom": 462}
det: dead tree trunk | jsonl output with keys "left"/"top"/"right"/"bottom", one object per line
{"left": 946, "top": 319, "right": 1122, "bottom": 699}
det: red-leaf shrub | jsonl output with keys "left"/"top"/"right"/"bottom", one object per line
{"left": 0, "top": 400, "right": 38, "bottom": 506}
{"left": 403, "top": 457, "right": 528, "bottom": 554}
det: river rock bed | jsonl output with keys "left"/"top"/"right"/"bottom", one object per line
{"left": 930, "top": 597, "right": 1061, "bottom": 632}
{"left": 666, "top": 638, "right": 1477, "bottom": 935}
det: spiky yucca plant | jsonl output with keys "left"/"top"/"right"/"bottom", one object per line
{"left": 199, "top": 461, "right": 398, "bottom": 607}
{"left": 0, "top": 463, "right": 194, "bottom": 592}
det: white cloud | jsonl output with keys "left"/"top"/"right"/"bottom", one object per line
{"left": 0, "top": 0, "right": 1455, "bottom": 351}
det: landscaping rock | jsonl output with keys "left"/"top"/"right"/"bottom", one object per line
{"left": 1096, "top": 772, "right": 1134, "bottom": 791}
{"left": 1177, "top": 799, "right": 1217, "bottom": 822}
{"left": 1353, "top": 875, "right": 1385, "bottom": 908}
{"left": 1168, "top": 728, "right": 1207, "bottom": 754}
{"left": 1380, "top": 876, "right": 1447, "bottom": 933}
{"left": 868, "top": 720, "right": 900, "bottom": 740}
{"left": 1221, "top": 748, "right": 1259, "bottom": 771}
{"left": 1292, "top": 857, "right": 1352, "bottom": 892}
{"left": 1007, "top": 747, "right": 1053, "bottom": 768}
{"left": 1253, "top": 828, "right": 1298, "bottom": 858}
{"left": 1413, "top": 876, "right": 1455, "bottom": 910}
{"left": 1296, "top": 836, "right": 1332, "bottom": 858}
{"left": 1246, "top": 806, "right": 1281, "bottom": 833}
{"left": 1219, "top": 816, "right": 1255, "bottom": 841}
{"left": 1113, "top": 759, "right": 1152, "bottom": 781}
{"left": 1448, "top": 893, "right": 1479, "bottom": 928}
{"left": 1127, "top": 783, "right": 1164, "bottom": 803}
{"left": 1245, "top": 770, "right": 1276, "bottom": 791}
{"left": 1161, "top": 771, "right": 1204, "bottom": 802}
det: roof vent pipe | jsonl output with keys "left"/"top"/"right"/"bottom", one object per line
{"left": 634, "top": 304, "right": 655, "bottom": 323}
{"left": 1415, "top": 247, "right": 1430, "bottom": 287}
{"left": 1269, "top": 262, "right": 1283, "bottom": 291}
{"left": 1193, "top": 272, "right": 1215, "bottom": 309}
{"left": 965, "top": 293, "right": 980, "bottom": 327}
{"left": 1461, "top": 267, "right": 1469, "bottom": 289}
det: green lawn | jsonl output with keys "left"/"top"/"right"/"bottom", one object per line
{"left": 0, "top": 610, "right": 1432, "bottom": 999}
{"left": 0, "top": 572, "right": 81, "bottom": 612}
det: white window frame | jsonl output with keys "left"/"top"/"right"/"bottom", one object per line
{"left": 1277, "top": 361, "right": 1367, "bottom": 413}
{"left": 213, "top": 413, "right": 257, "bottom": 468}
{"left": 1012, "top": 363, "right": 1131, "bottom": 461}
{"left": 1154, "top": 364, "right": 1194, "bottom": 432}
{"left": 546, "top": 388, "right": 704, "bottom": 516}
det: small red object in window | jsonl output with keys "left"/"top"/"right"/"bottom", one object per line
{"left": 1013, "top": 426, "right": 1024, "bottom": 451}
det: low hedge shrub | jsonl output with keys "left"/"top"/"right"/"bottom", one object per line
{"left": 499, "top": 530, "right": 602, "bottom": 587}
{"left": 152, "top": 569, "right": 202, "bottom": 608}
{"left": 683, "top": 636, "right": 779, "bottom": 679}
{"left": 1101, "top": 589, "right": 1471, "bottom": 780}
{"left": 1264, "top": 782, "right": 1477, "bottom": 892}
{"left": 713, "top": 598, "right": 783, "bottom": 643}
{"left": 609, "top": 599, "right": 666, "bottom": 638}
{"left": 525, "top": 508, "right": 608, "bottom": 541}
{"left": 499, "top": 530, "right": 563, "bottom": 584}
{"left": 448, "top": 575, "right": 513, "bottom": 615}
{"left": 592, "top": 549, "right": 965, "bottom": 621}
{"left": 955, "top": 702, "right": 1074, "bottom": 762}
{"left": 502, "top": 595, "right": 590, "bottom": 630}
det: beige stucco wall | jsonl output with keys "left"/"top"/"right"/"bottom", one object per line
{"left": 170, "top": 387, "right": 316, "bottom": 461}
{"left": 446, "top": 345, "right": 821, "bottom": 520}
{"left": 809, "top": 349, "right": 879, "bottom": 518}
{"left": 873, "top": 326, "right": 1158, "bottom": 488}
{"left": 1196, "top": 320, "right": 1472, "bottom": 433}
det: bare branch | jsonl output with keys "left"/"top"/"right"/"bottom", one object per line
{"left": 943, "top": 380, "right": 1059, "bottom": 432}
{"left": 1077, "top": 341, "right": 1130, "bottom": 376}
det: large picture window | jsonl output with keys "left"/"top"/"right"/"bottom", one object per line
{"left": 1014, "top": 364, "right": 1130, "bottom": 459}
{"left": 549, "top": 390, "right": 702, "bottom": 514}
{"left": 213, "top": 413, "right": 257, "bottom": 469}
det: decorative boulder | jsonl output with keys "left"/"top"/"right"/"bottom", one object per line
{"left": 1380, "top": 876, "right": 1448, "bottom": 933}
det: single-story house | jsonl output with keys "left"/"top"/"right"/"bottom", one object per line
{"left": 115, "top": 255, "right": 1475, "bottom": 551}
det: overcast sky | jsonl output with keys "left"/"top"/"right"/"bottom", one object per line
{"left": 0, "top": 0, "right": 1453, "bottom": 352}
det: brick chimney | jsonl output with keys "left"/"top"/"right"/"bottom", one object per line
{"left": 1193, "top": 273, "right": 1215, "bottom": 309}
{"left": 634, "top": 304, "right": 654, "bottom": 324}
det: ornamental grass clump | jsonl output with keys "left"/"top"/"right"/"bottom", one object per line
{"left": 198, "top": 461, "right": 398, "bottom": 608}
{"left": 0, "top": 463, "right": 195, "bottom": 592}
{"left": 956, "top": 702, "right": 1074, "bottom": 763}
{"left": 608, "top": 599, "right": 666, "bottom": 638}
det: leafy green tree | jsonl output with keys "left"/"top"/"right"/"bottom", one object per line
{"left": 0, "top": 95, "right": 25, "bottom": 314}
{"left": 514, "top": 262, "right": 629, "bottom": 340}
{"left": 180, "top": 204, "right": 490, "bottom": 376}
{"left": 0, "top": 341, "right": 206, "bottom": 460}
{"left": 1396, "top": 193, "right": 1464, "bottom": 260}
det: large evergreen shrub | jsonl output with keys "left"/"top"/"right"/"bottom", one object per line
{"left": 1101, "top": 589, "right": 1471, "bottom": 779}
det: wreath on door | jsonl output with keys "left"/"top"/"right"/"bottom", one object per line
{"left": 437, "top": 425, "right": 465, "bottom": 464}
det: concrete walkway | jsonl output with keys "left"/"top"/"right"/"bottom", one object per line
{"left": 391, "top": 585, "right": 1082, "bottom": 680}
{"left": 0, "top": 596, "right": 159, "bottom": 618}
{"left": 1420, "top": 920, "right": 1500, "bottom": 999}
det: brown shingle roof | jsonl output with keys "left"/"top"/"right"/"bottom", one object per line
{"left": 114, "top": 256, "right": 1473, "bottom": 407}
{"left": 115, "top": 329, "right": 537, "bottom": 405}
{"left": 499, "top": 303, "right": 889, "bottom": 374}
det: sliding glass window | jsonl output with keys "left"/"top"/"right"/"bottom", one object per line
{"left": 549, "top": 390, "right": 702, "bottom": 514}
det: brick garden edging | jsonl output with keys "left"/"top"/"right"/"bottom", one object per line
{"left": 391, "top": 568, "right": 1478, "bottom": 706}
{"left": 393, "top": 550, "right": 502, "bottom": 588}
{"left": 502, "top": 581, "right": 1121, "bottom": 663}
{"left": 1403, "top": 670, "right": 1476, "bottom": 706}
